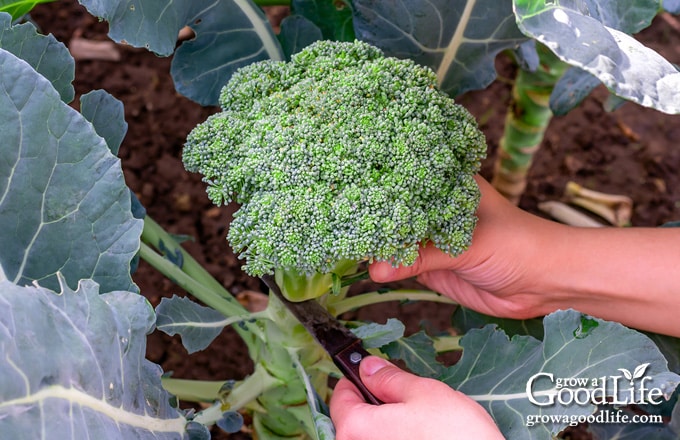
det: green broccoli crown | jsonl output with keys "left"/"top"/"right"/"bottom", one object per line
{"left": 184, "top": 40, "right": 486, "bottom": 276}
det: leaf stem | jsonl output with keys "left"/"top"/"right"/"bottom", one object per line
{"left": 432, "top": 335, "right": 463, "bottom": 353}
{"left": 340, "top": 270, "right": 369, "bottom": 287}
{"left": 329, "top": 289, "right": 456, "bottom": 316}
{"left": 161, "top": 377, "right": 226, "bottom": 403}
{"left": 139, "top": 242, "right": 247, "bottom": 318}
{"left": 141, "top": 216, "right": 238, "bottom": 302}
{"left": 190, "top": 365, "right": 284, "bottom": 425}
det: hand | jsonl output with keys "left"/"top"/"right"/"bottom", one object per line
{"left": 370, "top": 176, "right": 680, "bottom": 337}
{"left": 330, "top": 356, "right": 503, "bottom": 440}
{"left": 370, "top": 176, "right": 558, "bottom": 319}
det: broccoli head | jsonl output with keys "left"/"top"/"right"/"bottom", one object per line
{"left": 184, "top": 40, "right": 486, "bottom": 299}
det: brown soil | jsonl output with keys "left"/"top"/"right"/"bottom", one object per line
{"left": 30, "top": 2, "right": 680, "bottom": 439}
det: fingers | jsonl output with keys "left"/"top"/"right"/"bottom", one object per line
{"left": 369, "top": 243, "right": 464, "bottom": 283}
{"left": 330, "top": 357, "right": 422, "bottom": 440}
{"left": 329, "top": 377, "right": 366, "bottom": 425}
{"left": 330, "top": 357, "right": 417, "bottom": 416}
{"left": 358, "top": 356, "right": 427, "bottom": 403}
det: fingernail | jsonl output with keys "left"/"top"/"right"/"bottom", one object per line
{"left": 361, "top": 356, "right": 390, "bottom": 376}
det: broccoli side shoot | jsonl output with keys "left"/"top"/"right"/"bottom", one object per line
{"left": 184, "top": 40, "right": 486, "bottom": 296}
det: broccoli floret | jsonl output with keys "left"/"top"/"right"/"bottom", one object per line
{"left": 184, "top": 40, "right": 486, "bottom": 300}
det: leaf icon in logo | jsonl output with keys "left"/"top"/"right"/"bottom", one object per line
{"left": 618, "top": 368, "right": 633, "bottom": 381}
{"left": 633, "top": 363, "right": 650, "bottom": 380}
{"left": 618, "top": 364, "right": 650, "bottom": 385}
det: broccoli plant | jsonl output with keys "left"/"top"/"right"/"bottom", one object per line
{"left": 183, "top": 40, "right": 486, "bottom": 301}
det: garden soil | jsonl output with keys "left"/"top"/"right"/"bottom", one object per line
{"left": 31, "top": 2, "right": 680, "bottom": 439}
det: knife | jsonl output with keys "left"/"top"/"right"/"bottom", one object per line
{"left": 261, "top": 274, "right": 383, "bottom": 405}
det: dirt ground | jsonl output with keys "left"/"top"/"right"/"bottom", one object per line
{"left": 30, "top": 2, "right": 680, "bottom": 439}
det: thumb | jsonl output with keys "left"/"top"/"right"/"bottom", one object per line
{"left": 359, "top": 356, "right": 430, "bottom": 403}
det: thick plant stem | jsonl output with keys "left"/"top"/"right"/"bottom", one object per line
{"left": 140, "top": 215, "right": 327, "bottom": 438}
{"left": 491, "top": 44, "right": 568, "bottom": 204}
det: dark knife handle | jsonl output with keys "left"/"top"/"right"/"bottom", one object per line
{"left": 332, "top": 340, "right": 383, "bottom": 405}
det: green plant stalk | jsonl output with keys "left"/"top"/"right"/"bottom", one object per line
{"left": 142, "top": 216, "right": 240, "bottom": 302}
{"left": 248, "top": 291, "right": 332, "bottom": 439}
{"left": 491, "top": 44, "right": 568, "bottom": 204}
{"left": 141, "top": 215, "right": 336, "bottom": 438}
{"left": 328, "top": 289, "right": 456, "bottom": 316}
{"left": 433, "top": 335, "right": 463, "bottom": 353}
{"left": 161, "top": 377, "right": 228, "bottom": 403}
{"left": 140, "top": 217, "right": 269, "bottom": 344}
{"left": 138, "top": 242, "right": 249, "bottom": 319}
{"left": 275, "top": 259, "right": 358, "bottom": 302}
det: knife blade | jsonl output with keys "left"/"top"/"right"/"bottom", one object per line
{"left": 261, "top": 274, "right": 382, "bottom": 405}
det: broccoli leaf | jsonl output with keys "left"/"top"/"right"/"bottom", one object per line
{"left": 548, "top": 67, "right": 602, "bottom": 116}
{"left": 435, "top": 310, "right": 680, "bottom": 440}
{"left": 644, "top": 332, "right": 680, "bottom": 374}
{"left": 77, "top": 0, "right": 284, "bottom": 106}
{"left": 452, "top": 306, "right": 544, "bottom": 339}
{"left": 0, "top": 0, "right": 56, "bottom": 20}
{"left": 156, "top": 295, "right": 228, "bottom": 354}
{"left": 382, "top": 331, "right": 446, "bottom": 378}
{"left": 351, "top": 318, "right": 405, "bottom": 349}
{"left": 291, "top": 0, "right": 355, "bottom": 42}
{"left": 0, "top": 278, "right": 189, "bottom": 439}
{"left": 0, "top": 48, "right": 141, "bottom": 293}
{"left": 278, "top": 15, "right": 323, "bottom": 59}
{"left": 80, "top": 89, "right": 128, "bottom": 156}
{"left": 351, "top": 0, "right": 527, "bottom": 97}
{"left": 515, "top": 0, "right": 680, "bottom": 114}
{"left": 0, "top": 12, "right": 74, "bottom": 102}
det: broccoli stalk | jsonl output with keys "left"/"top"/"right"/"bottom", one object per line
{"left": 184, "top": 40, "right": 486, "bottom": 301}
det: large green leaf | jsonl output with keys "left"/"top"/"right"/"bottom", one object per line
{"left": 0, "top": 12, "right": 74, "bottom": 102}
{"left": 514, "top": 0, "right": 680, "bottom": 114}
{"left": 0, "top": 48, "right": 141, "bottom": 293}
{"left": 0, "top": 0, "right": 56, "bottom": 20}
{"left": 78, "top": 0, "right": 284, "bottom": 106}
{"left": 351, "top": 0, "right": 528, "bottom": 96}
{"left": 437, "top": 310, "right": 680, "bottom": 439}
{"left": 0, "top": 278, "right": 193, "bottom": 439}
